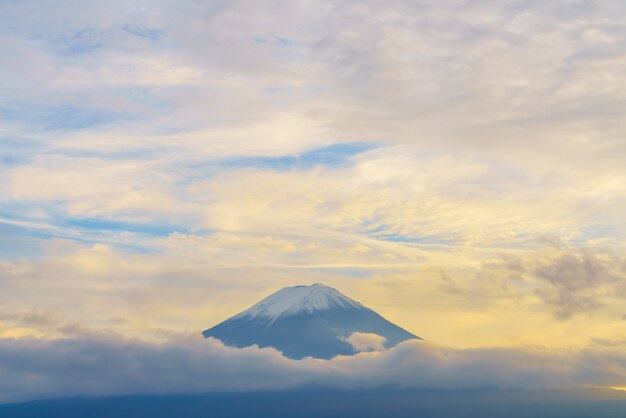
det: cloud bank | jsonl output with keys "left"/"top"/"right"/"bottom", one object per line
{"left": 1, "top": 335, "right": 626, "bottom": 403}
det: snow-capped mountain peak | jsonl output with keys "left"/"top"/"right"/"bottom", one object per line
{"left": 203, "top": 283, "right": 419, "bottom": 359}
{"left": 233, "top": 283, "right": 362, "bottom": 322}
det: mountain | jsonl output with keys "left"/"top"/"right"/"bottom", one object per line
{"left": 202, "top": 283, "right": 420, "bottom": 359}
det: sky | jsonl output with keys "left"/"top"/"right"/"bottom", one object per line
{"left": 1, "top": 0, "right": 626, "bottom": 403}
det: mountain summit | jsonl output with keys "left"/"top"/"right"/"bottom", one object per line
{"left": 203, "top": 283, "right": 420, "bottom": 359}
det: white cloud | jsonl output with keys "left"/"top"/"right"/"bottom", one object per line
{"left": 342, "top": 332, "right": 387, "bottom": 352}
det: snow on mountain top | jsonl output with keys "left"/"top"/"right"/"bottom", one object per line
{"left": 233, "top": 283, "right": 363, "bottom": 322}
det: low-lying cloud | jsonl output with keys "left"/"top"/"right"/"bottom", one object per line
{"left": 1, "top": 334, "right": 626, "bottom": 404}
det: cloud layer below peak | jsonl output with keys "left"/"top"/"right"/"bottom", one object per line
{"left": 2, "top": 334, "right": 626, "bottom": 403}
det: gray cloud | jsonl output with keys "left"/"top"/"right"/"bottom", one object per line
{"left": 533, "top": 252, "right": 617, "bottom": 320}
{"left": 1, "top": 334, "right": 626, "bottom": 404}
{"left": 485, "top": 247, "right": 625, "bottom": 321}
{"left": 439, "top": 272, "right": 464, "bottom": 295}
{"left": 0, "top": 310, "right": 58, "bottom": 328}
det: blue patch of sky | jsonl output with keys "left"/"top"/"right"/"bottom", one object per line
{"left": 568, "top": 224, "right": 620, "bottom": 245}
{"left": 360, "top": 220, "right": 457, "bottom": 248}
{"left": 0, "top": 223, "right": 44, "bottom": 260}
{"left": 63, "top": 217, "right": 186, "bottom": 236}
{"left": 275, "top": 37, "right": 297, "bottom": 47}
{"left": 177, "top": 142, "right": 379, "bottom": 186}
{"left": 582, "top": 224, "right": 616, "bottom": 238}
{"left": 0, "top": 200, "right": 191, "bottom": 242}
{"left": 253, "top": 36, "right": 299, "bottom": 47}
{"left": 121, "top": 24, "right": 164, "bottom": 40}
{"left": 215, "top": 142, "right": 378, "bottom": 171}
{"left": 0, "top": 136, "right": 45, "bottom": 151}
{"left": 0, "top": 151, "right": 26, "bottom": 166}
{"left": 0, "top": 136, "right": 47, "bottom": 166}
{"left": 0, "top": 207, "right": 187, "bottom": 238}
{"left": 360, "top": 221, "right": 389, "bottom": 235}
{"left": 62, "top": 230, "right": 164, "bottom": 255}
{"left": 27, "top": 226, "right": 163, "bottom": 256}
{"left": 309, "top": 267, "right": 371, "bottom": 278}
{"left": 0, "top": 212, "right": 187, "bottom": 258}
{"left": 374, "top": 233, "right": 456, "bottom": 246}
{"left": 50, "top": 146, "right": 168, "bottom": 161}
{"left": 119, "top": 87, "right": 170, "bottom": 110}
{"left": 484, "top": 240, "right": 539, "bottom": 250}
{"left": 0, "top": 102, "right": 133, "bottom": 131}
{"left": 58, "top": 29, "right": 104, "bottom": 56}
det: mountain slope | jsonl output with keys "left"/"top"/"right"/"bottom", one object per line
{"left": 203, "top": 283, "right": 419, "bottom": 359}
